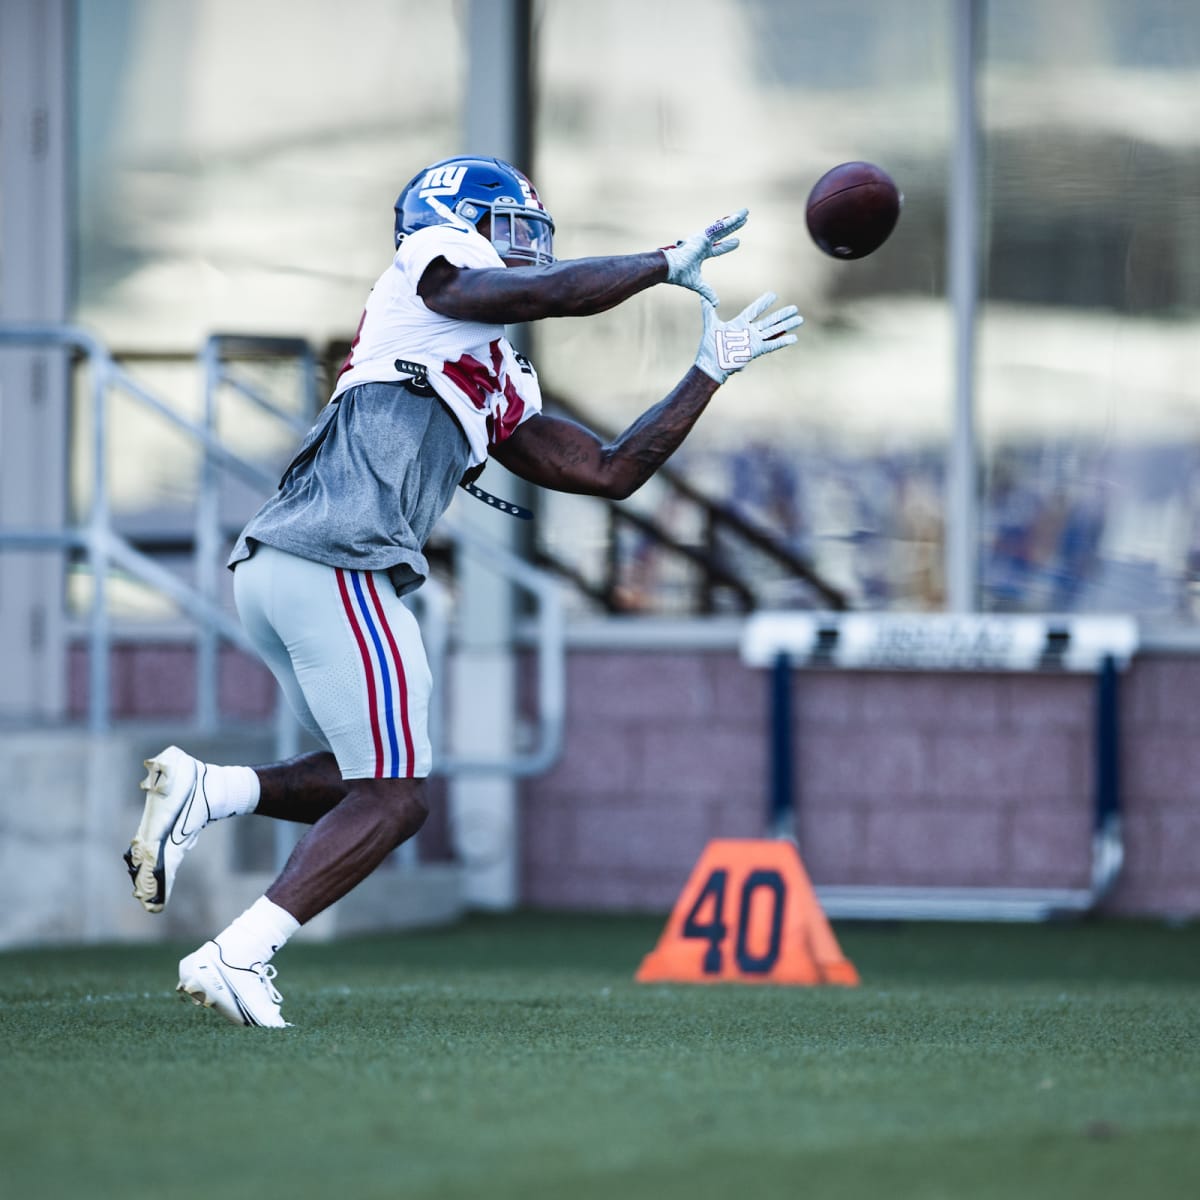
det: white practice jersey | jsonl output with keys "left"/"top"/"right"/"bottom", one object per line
{"left": 331, "top": 223, "right": 542, "bottom": 465}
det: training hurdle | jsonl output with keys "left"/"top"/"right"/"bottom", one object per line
{"left": 741, "top": 612, "right": 1139, "bottom": 921}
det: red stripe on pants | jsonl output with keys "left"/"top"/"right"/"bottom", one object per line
{"left": 364, "top": 572, "right": 415, "bottom": 776}
{"left": 336, "top": 568, "right": 385, "bottom": 777}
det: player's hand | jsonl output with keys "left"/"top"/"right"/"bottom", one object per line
{"left": 693, "top": 292, "right": 803, "bottom": 384}
{"left": 660, "top": 209, "right": 748, "bottom": 306}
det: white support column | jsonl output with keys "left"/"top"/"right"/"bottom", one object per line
{"left": 0, "top": 0, "right": 72, "bottom": 720}
{"left": 946, "top": 0, "right": 983, "bottom": 613}
{"left": 447, "top": 0, "right": 533, "bottom": 909}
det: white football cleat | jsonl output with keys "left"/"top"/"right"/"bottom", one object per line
{"left": 124, "top": 745, "right": 208, "bottom": 913}
{"left": 177, "top": 941, "right": 290, "bottom": 1028}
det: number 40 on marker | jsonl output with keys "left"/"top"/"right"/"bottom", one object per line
{"left": 636, "top": 839, "right": 859, "bottom": 987}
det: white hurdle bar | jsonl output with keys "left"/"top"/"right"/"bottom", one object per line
{"left": 742, "top": 612, "right": 1139, "bottom": 922}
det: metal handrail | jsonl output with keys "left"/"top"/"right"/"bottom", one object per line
{"left": 431, "top": 516, "right": 565, "bottom": 776}
{"left": 0, "top": 322, "right": 285, "bottom": 732}
{"left": 605, "top": 502, "right": 757, "bottom": 612}
{"left": 540, "top": 386, "right": 848, "bottom": 612}
{"left": 2, "top": 324, "right": 117, "bottom": 731}
{"left": 194, "top": 334, "right": 321, "bottom": 729}
{"left": 200, "top": 333, "right": 318, "bottom": 438}
{"left": 0, "top": 322, "right": 567, "bottom": 780}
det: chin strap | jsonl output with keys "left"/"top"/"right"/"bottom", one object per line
{"left": 459, "top": 481, "right": 534, "bottom": 520}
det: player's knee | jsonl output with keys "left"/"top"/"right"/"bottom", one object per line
{"left": 350, "top": 777, "right": 429, "bottom": 844}
{"left": 393, "top": 786, "right": 428, "bottom": 843}
{"left": 362, "top": 777, "right": 428, "bottom": 845}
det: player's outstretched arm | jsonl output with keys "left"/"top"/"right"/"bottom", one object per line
{"left": 490, "top": 369, "right": 720, "bottom": 500}
{"left": 418, "top": 210, "right": 749, "bottom": 324}
{"left": 490, "top": 291, "right": 803, "bottom": 500}
{"left": 419, "top": 252, "right": 669, "bottom": 324}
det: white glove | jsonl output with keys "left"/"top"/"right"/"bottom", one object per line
{"left": 660, "top": 209, "right": 749, "bottom": 306}
{"left": 694, "top": 292, "right": 803, "bottom": 384}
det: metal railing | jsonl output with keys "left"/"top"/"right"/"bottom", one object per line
{"left": 0, "top": 322, "right": 566, "bottom": 779}
{"left": 193, "top": 333, "right": 321, "bottom": 729}
{"left": 0, "top": 323, "right": 272, "bottom": 733}
{"left": 538, "top": 387, "right": 847, "bottom": 614}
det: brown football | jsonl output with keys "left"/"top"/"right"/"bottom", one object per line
{"left": 805, "top": 161, "right": 902, "bottom": 260}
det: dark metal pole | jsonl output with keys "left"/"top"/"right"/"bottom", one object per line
{"left": 769, "top": 652, "right": 795, "bottom": 840}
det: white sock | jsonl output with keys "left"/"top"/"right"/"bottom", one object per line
{"left": 198, "top": 762, "right": 260, "bottom": 822}
{"left": 214, "top": 896, "right": 300, "bottom": 967}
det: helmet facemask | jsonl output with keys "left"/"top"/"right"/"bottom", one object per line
{"left": 458, "top": 199, "right": 555, "bottom": 266}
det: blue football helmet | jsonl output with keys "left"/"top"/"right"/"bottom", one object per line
{"left": 394, "top": 155, "right": 555, "bottom": 265}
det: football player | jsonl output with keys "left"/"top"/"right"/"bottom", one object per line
{"left": 124, "top": 155, "right": 802, "bottom": 1027}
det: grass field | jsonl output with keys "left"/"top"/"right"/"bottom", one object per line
{"left": 2, "top": 913, "right": 1198, "bottom": 1200}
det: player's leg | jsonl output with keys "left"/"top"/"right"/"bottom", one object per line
{"left": 175, "top": 776, "right": 428, "bottom": 1025}
{"left": 124, "top": 748, "right": 353, "bottom": 912}
{"left": 124, "top": 558, "right": 352, "bottom": 913}
{"left": 253, "top": 749, "right": 353, "bottom": 823}
{"left": 253, "top": 551, "right": 435, "bottom": 922}
{"left": 266, "top": 774, "right": 428, "bottom": 922}
{"left": 171, "top": 777, "right": 427, "bottom": 1032}
{"left": 231, "top": 553, "right": 356, "bottom": 823}
{"left": 178, "top": 549, "right": 434, "bottom": 1027}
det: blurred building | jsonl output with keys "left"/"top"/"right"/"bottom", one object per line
{"left": 7, "top": 0, "right": 1200, "bottom": 626}
{"left": 2, "top": 0, "right": 1200, "bottom": 939}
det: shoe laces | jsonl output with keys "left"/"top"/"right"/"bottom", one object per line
{"left": 253, "top": 962, "right": 284, "bottom": 1006}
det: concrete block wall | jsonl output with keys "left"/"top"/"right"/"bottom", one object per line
{"left": 0, "top": 723, "right": 464, "bottom": 950}
{"left": 521, "top": 647, "right": 1200, "bottom": 919}
{"left": 520, "top": 650, "right": 771, "bottom": 912}
{"left": 67, "top": 642, "right": 279, "bottom": 723}
{"left": 1117, "top": 655, "right": 1200, "bottom": 914}
{"left": 64, "top": 633, "right": 1200, "bottom": 921}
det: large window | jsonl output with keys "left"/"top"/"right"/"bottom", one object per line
{"left": 535, "top": 0, "right": 1200, "bottom": 622}
{"left": 73, "top": 0, "right": 463, "bottom": 544}
{"left": 67, "top": 0, "right": 1200, "bottom": 623}
{"left": 979, "top": 0, "right": 1200, "bottom": 620}
{"left": 534, "top": 0, "right": 953, "bottom": 611}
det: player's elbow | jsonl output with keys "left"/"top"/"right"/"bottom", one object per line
{"left": 592, "top": 461, "right": 645, "bottom": 502}
{"left": 597, "top": 479, "right": 637, "bottom": 502}
{"left": 589, "top": 444, "right": 661, "bottom": 501}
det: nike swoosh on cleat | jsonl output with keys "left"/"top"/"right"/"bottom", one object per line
{"left": 169, "top": 764, "right": 209, "bottom": 844}
{"left": 230, "top": 988, "right": 259, "bottom": 1026}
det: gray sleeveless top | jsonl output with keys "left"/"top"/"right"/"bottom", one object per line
{"left": 228, "top": 381, "right": 471, "bottom": 596}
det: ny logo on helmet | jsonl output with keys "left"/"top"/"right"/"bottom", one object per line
{"left": 418, "top": 165, "right": 468, "bottom": 198}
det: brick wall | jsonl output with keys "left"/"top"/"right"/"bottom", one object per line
{"left": 67, "top": 642, "right": 279, "bottom": 722}
{"left": 521, "top": 648, "right": 1200, "bottom": 919}
{"left": 72, "top": 637, "right": 1200, "bottom": 919}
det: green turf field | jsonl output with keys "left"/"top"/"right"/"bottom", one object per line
{"left": 2, "top": 913, "right": 1197, "bottom": 1200}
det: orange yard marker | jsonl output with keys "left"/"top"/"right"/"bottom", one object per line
{"left": 636, "top": 839, "right": 859, "bottom": 986}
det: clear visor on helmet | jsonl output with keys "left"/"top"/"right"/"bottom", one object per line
{"left": 488, "top": 204, "right": 555, "bottom": 265}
